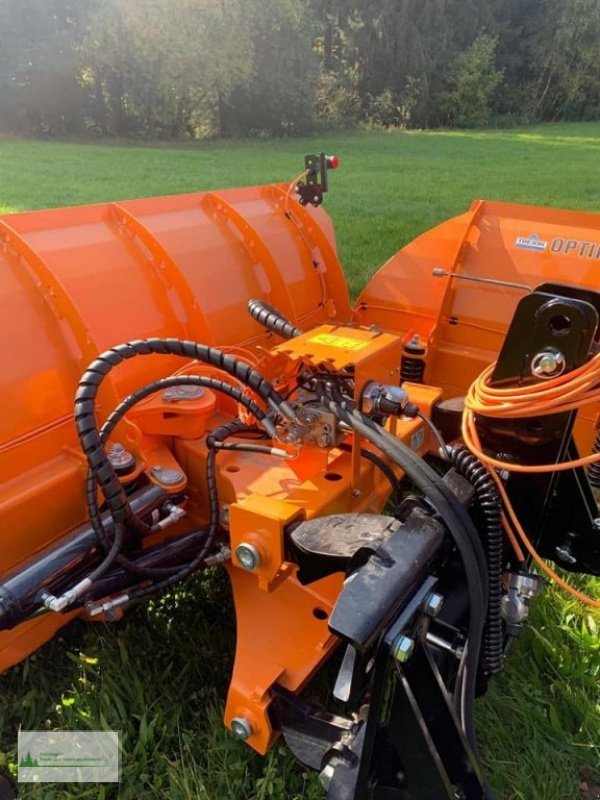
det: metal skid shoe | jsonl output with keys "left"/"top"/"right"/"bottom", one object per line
{"left": 273, "top": 505, "right": 488, "bottom": 800}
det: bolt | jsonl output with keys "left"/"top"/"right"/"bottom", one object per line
{"left": 423, "top": 592, "right": 444, "bottom": 618}
{"left": 231, "top": 717, "right": 252, "bottom": 740}
{"left": 392, "top": 635, "right": 415, "bottom": 663}
{"left": 531, "top": 350, "right": 566, "bottom": 379}
{"left": 107, "top": 443, "right": 136, "bottom": 472}
{"left": 592, "top": 518, "right": 600, "bottom": 532}
{"left": 235, "top": 543, "right": 261, "bottom": 571}
{"left": 151, "top": 465, "right": 184, "bottom": 486}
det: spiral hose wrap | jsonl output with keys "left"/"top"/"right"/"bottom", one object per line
{"left": 74, "top": 338, "right": 286, "bottom": 532}
{"left": 247, "top": 299, "right": 303, "bottom": 340}
{"left": 448, "top": 446, "right": 504, "bottom": 676}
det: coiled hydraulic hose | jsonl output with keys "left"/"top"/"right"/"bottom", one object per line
{"left": 447, "top": 446, "right": 505, "bottom": 676}
{"left": 247, "top": 299, "right": 303, "bottom": 340}
{"left": 75, "top": 338, "right": 293, "bottom": 536}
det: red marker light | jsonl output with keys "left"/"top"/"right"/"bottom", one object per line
{"left": 326, "top": 155, "right": 340, "bottom": 170}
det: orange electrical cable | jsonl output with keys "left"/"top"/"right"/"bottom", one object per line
{"left": 494, "top": 472, "right": 600, "bottom": 609}
{"left": 463, "top": 353, "right": 600, "bottom": 473}
{"left": 284, "top": 170, "right": 308, "bottom": 217}
{"left": 498, "top": 511, "right": 525, "bottom": 563}
{"left": 462, "top": 355, "right": 600, "bottom": 609}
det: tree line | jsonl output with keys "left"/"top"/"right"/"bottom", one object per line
{"left": 0, "top": 0, "right": 598, "bottom": 139}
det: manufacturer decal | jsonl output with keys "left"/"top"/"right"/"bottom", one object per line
{"left": 514, "top": 234, "right": 548, "bottom": 252}
{"left": 514, "top": 233, "right": 600, "bottom": 259}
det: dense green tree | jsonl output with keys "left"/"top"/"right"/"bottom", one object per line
{"left": 217, "top": 0, "right": 318, "bottom": 136}
{"left": 441, "top": 34, "right": 504, "bottom": 128}
{"left": 0, "top": 0, "right": 597, "bottom": 138}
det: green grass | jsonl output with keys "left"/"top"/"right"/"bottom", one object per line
{"left": 0, "top": 122, "right": 599, "bottom": 799}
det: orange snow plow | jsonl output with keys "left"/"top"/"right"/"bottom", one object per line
{"left": 1, "top": 154, "right": 599, "bottom": 799}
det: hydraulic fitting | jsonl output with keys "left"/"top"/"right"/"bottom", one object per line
{"left": 361, "top": 382, "right": 408, "bottom": 417}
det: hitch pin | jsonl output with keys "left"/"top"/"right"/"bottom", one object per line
{"left": 432, "top": 268, "right": 532, "bottom": 293}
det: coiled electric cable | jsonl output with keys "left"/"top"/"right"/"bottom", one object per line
{"left": 463, "top": 357, "right": 600, "bottom": 609}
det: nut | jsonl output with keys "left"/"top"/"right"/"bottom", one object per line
{"left": 531, "top": 350, "right": 566, "bottom": 379}
{"left": 423, "top": 592, "right": 444, "bottom": 618}
{"left": 392, "top": 635, "right": 414, "bottom": 663}
{"left": 150, "top": 465, "right": 185, "bottom": 486}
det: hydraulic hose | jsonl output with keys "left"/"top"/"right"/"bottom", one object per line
{"left": 86, "top": 374, "right": 271, "bottom": 578}
{"left": 359, "top": 448, "right": 400, "bottom": 506}
{"left": 75, "top": 338, "right": 292, "bottom": 537}
{"left": 247, "top": 299, "right": 303, "bottom": 340}
{"left": 322, "top": 395, "right": 488, "bottom": 756}
{"left": 125, "top": 420, "right": 251, "bottom": 603}
{"left": 447, "top": 446, "right": 505, "bottom": 676}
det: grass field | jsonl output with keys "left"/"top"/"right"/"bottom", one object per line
{"left": 0, "top": 122, "right": 599, "bottom": 800}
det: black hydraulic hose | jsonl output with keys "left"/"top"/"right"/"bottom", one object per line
{"left": 86, "top": 522, "right": 125, "bottom": 583}
{"left": 447, "top": 446, "right": 504, "bottom": 676}
{"left": 248, "top": 299, "right": 303, "bottom": 340}
{"left": 86, "top": 375, "right": 269, "bottom": 578}
{"left": 359, "top": 449, "right": 400, "bottom": 506}
{"left": 80, "top": 527, "right": 211, "bottom": 602}
{"left": 126, "top": 420, "right": 250, "bottom": 602}
{"left": 75, "top": 338, "right": 288, "bottom": 537}
{"left": 322, "top": 396, "right": 488, "bottom": 755}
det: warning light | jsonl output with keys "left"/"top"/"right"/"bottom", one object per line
{"left": 326, "top": 155, "right": 340, "bottom": 169}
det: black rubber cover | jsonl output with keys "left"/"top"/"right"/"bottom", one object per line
{"left": 328, "top": 506, "right": 444, "bottom": 653}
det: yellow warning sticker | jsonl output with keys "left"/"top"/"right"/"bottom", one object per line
{"left": 308, "top": 333, "right": 370, "bottom": 351}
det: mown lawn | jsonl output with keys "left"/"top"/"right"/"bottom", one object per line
{"left": 0, "top": 123, "right": 599, "bottom": 800}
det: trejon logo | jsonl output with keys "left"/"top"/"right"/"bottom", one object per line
{"left": 514, "top": 233, "right": 548, "bottom": 252}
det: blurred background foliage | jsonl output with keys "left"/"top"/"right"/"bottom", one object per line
{"left": 0, "top": 0, "right": 598, "bottom": 140}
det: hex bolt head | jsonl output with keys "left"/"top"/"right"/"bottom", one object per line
{"left": 392, "top": 635, "right": 415, "bottom": 663}
{"left": 424, "top": 592, "right": 444, "bottom": 618}
{"left": 235, "top": 543, "right": 261, "bottom": 571}
{"left": 231, "top": 717, "right": 252, "bottom": 740}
